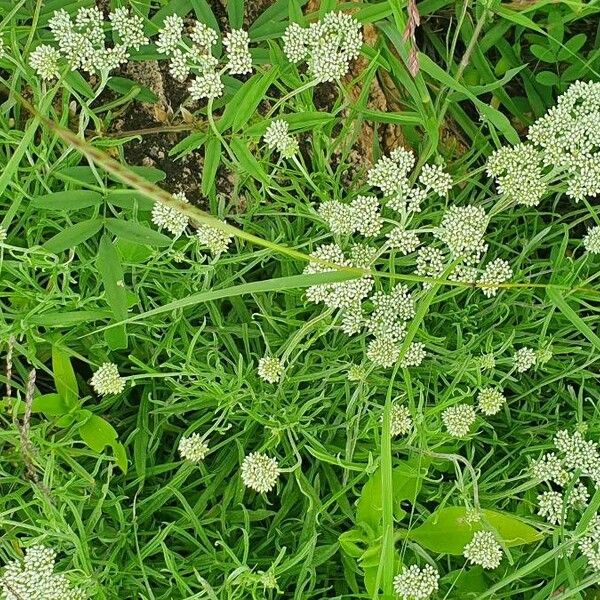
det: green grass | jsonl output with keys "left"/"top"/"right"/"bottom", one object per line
{"left": 1, "top": 0, "right": 600, "bottom": 598}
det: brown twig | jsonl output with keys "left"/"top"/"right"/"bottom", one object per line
{"left": 19, "top": 368, "right": 39, "bottom": 483}
{"left": 403, "top": 0, "right": 421, "bottom": 77}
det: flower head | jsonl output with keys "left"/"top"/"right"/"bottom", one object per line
{"left": 90, "top": 363, "right": 125, "bottom": 396}
{"left": 418, "top": 163, "right": 452, "bottom": 196}
{"left": 29, "top": 45, "right": 61, "bottom": 80}
{"left": 442, "top": 404, "right": 476, "bottom": 437}
{"left": 241, "top": 452, "right": 280, "bottom": 493}
{"left": 109, "top": 7, "right": 148, "bottom": 49}
{"left": 393, "top": 564, "right": 439, "bottom": 600}
{"left": 196, "top": 222, "right": 233, "bottom": 255}
{"left": 156, "top": 14, "right": 184, "bottom": 54}
{"left": 387, "top": 227, "right": 420, "bottom": 254}
{"left": 283, "top": 12, "right": 362, "bottom": 82}
{"left": 368, "top": 148, "right": 414, "bottom": 196}
{"left": 584, "top": 225, "right": 600, "bottom": 254}
{"left": 257, "top": 356, "right": 284, "bottom": 384}
{"left": 415, "top": 246, "right": 445, "bottom": 288}
{"left": 537, "top": 490, "right": 564, "bottom": 525}
{"left": 513, "top": 347, "right": 536, "bottom": 373}
{"left": 151, "top": 192, "right": 189, "bottom": 236}
{"left": 477, "top": 387, "right": 506, "bottom": 416}
{"left": 264, "top": 120, "right": 298, "bottom": 157}
{"left": 178, "top": 433, "right": 209, "bottom": 463}
{"left": 223, "top": 29, "right": 252, "bottom": 75}
{"left": 0, "top": 545, "right": 85, "bottom": 600}
{"left": 435, "top": 205, "right": 488, "bottom": 263}
{"left": 400, "top": 342, "right": 427, "bottom": 368}
{"left": 478, "top": 258, "right": 512, "bottom": 297}
{"left": 188, "top": 72, "right": 224, "bottom": 99}
{"left": 463, "top": 531, "right": 503, "bottom": 569}
{"left": 390, "top": 403, "right": 412, "bottom": 436}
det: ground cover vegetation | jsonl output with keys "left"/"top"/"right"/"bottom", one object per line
{"left": 1, "top": 0, "right": 600, "bottom": 598}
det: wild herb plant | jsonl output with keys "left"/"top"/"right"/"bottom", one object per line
{"left": 0, "top": 1, "right": 599, "bottom": 599}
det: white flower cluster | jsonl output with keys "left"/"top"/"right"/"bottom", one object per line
{"left": 32, "top": 7, "right": 147, "bottom": 79}
{"left": 393, "top": 564, "right": 439, "bottom": 600}
{"left": 442, "top": 404, "right": 476, "bottom": 437}
{"left": 583, "top": 225, "right": 600, "bottom": 254}
{"left": 463, "top": 530, "right": 503, "bottom": 569}
{"left": 257, "top": 356, "right": 284, "bottom": 384}
{"left": 389, "top": 402, "right": 413, "bottom": 436}
{"left": 477, "top": 386, "right": 506, "bottom": 416}
{"left": 240, "top": 452, "right": 280, "bottom": 493}
{"left": 263, "top": 120, "right": 298, "bottom": 158}
{"left": 579, "top": 516, "right": 600, "bottom": 572}
{"left": 196, "top": 223, "right": 233, "bottom": 255}
{"left": 282, "top": 12, "right": 362, "bottom": 82}
{"left": 532, "top": 429, "right": 599, "bottom": 525}
{"left": 90, "top": 362, "right": 125, "bottom": 396}
{"left": 178, "top": 433, "right": 209, "bottom": 462}
{"left": 0, "top": 545, "right": 85, "bottom": 600}
{"left": 488, "top": 81, "right": 600, "bottom": 205}
{"left": 300, "top": 144, "right": 513, "bottom": 370}
{"left": 513, "top": 346, "right": 537, "bottom": 373}
{"left": 157, "top": 15, "right": 252, "bottom": 99}
{"left": 152, "top": 192, "right": 189, "bottom": 237}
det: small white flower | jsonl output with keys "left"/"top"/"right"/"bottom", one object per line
{"left": 415, "top": 246, "right": 445, "bottom": 288}
{"left": 569, "top": 482, "right": 590, "bottom": 508}
{"left": 196, "top": 222, "right": 233, "bottom": 255}
{"left": 264, "top": 120, "right": 298, "bottom": 157}
{"left": 479, "top": 353, "right": 496, "bottom": 370}
{"left": 530, "top": 452, "right": 569, "bottom": 486}
{"left": 350, "top": 195, "right": 382, "bottom": 237}
{"left": 400, "top": 342, "right": 427, "bottom": 368}
{"left": 393, "top": 564, "right": 439, "bottom": 600}
{"left": 513, "top": 347, "right": 536, "bottom": 373}
{"left": 463, "top": 530, "right": 503, "bottom": 570}
{"left": 190, "top": 21, "right": 219, "bottom": 51}
{"left": 0, "top": 38, "right": 5, "bottom": 60}
{"left": 387, "top": 227, "right": 420, "bottom": 254}
{"left": 435, "top": 205, "right": 488, "bottom": 263}
{"left": 156, "top": 14, "right": 184, "bottom": 54}
{"left": 389, "top": 403, "right": 412, "bottom": 436}
{"left": 178, "top": 433, "right": 209, "bottom": 462}
{"left": 584, "top": 225, "right": 600, "bottom": 254}
{"left": 537, "top": 490, "right": 564, "bottom": 525}
{"left": 477, "top": 387, "right": 506, "bottom": 416}
{"left": 368, "top": 148, "right": 414, "bottom": 196}
{"left": 0, "top": 545, "right": 85, "bottom": 600}
{"left": 241, "top": 452, "right": 280, "bottom": 493}
{"left": 91, "top": 362, "right": 125, "bottom": 396}
{"left": 109, "top": 7, "right": 148, "bottom": 50}
{"left": 151, "top": 192, "right": 189, "bottom": 236}
{"left": 367, "top": 336, "right": 400, "bottom": 368}
{"left": 418, "top": 163, "right": 452, "bottom": 196}
{"left": 257, "top": 356, "right": 284, "bottom": 383}
{"left": 478, "top": 258, "right": 512, "bottom": 297}
{"left": 223, "top": 29, "right": 252, "bottom": 75}
{"left": 282, "top": 22, "right": 309, "bottom": 63}
{"left": 29, "top": 45, "right": 61, "bottom": 80}
{"left": 442, "top": 404, "right": 476, "bottom": 437}
{"left": 188, "top": 71, "right": 224, "bottom": 100}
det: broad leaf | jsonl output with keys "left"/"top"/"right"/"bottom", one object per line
{"left": 51, "top": 346, "right": 79, "bottom": 407}
{"left": 43, "top": 219, "right": 102, "bottom": 253}
{"left": 409, "top": 506, "right": 543, "bottom": 554}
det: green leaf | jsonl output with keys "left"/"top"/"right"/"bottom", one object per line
{"left": 536, "top": 71, "right": 561, "bottom": 87}
{"left": 31, "top": 393, "right": 71, "bottom": 416}
{"left": 105, "top": 190, "right": 154, "bottom": 211}
{"left": 202, "top": 137, "right": 222, "bottom": 197}
{"left": 104, "top": 218, "right": 173, "bottom": 247}
{"left": 78, "top": 413, "right": 128, "bottom": 473}
{"left": 228, "top": 0, "right": 244, "bottom": 28}
{"left": 32, "top": 190, "right": 103, "bottom": 211}
{"left": 220, "top": 67, "right": 280, "bottom": 132}
{"left": 107, "top": 77, "right": 158, "bottom": 103}
{"left": 418, "top": 54, "right": 521, "bottom": 145}
{"left": 43, "top": 219, "right": 103, "bottom": 253}
{"left": 409, "top": 506, "right": 543, "bottom": 554}
{"left": 357, "top": 461, "right": 427, "bottom": 529}
{"left": 51, "top": 346, "right": 79, "bottom": 407}
{"left": 547, "top": 288, "right": 600, "bottom": 352}
{"left": 230, "top": 138, "right": 270, "bottom": 185}
{"left": 97, "top": 234, "right": 129, "bottom": 350}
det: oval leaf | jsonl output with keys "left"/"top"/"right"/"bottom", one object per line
{"left": 409, "top": 506, "right": 543, "bottom": 555}
{"left": 32, "top": 190, "right": 103, "bottom": 211}
{"left": 105, "top": 218, "right": 172, "bottom": 247}
{"left": 43, "top": 219, "right": 103, "bottom": 253}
